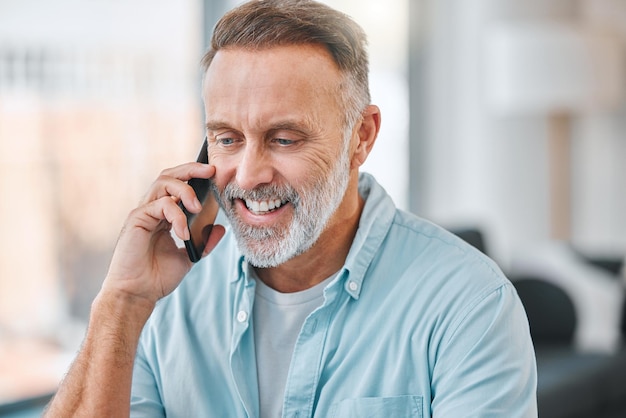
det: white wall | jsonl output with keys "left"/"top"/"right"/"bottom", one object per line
{"left": 418, "top": 0, "right": 626, "bottom": 267}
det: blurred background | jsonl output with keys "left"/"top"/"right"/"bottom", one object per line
{"left": 0, "top": 0, "right": 624, "bottom": 417}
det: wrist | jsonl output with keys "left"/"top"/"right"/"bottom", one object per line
{"left": 92, "top": 287, "right": 156, "bottom": 333}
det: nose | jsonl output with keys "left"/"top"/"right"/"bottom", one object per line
{"left": 235, "top": 143, "right": 274, "bottom": 190}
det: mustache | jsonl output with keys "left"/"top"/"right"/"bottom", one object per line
{"left": 221, "top": 182, "right": 301, "bottom": 205}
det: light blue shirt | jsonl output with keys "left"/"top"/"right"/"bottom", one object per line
{"left": 131, "top": 172, "right": 537, "bottom": 417}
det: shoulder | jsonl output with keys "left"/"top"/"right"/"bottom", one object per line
{"left": 357, "top": 172, "right": 506, "bottom": 293}
{"left": 387, "top": 209, "right": 507, "bottom": 290}
{"left": 355, "top": 173, "right": 513, "bottom": 320}
{"left": 370, "top": 209, "right": 525, "bottom": 342}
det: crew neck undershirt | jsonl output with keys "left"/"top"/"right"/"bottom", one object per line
{"left": 252, "top": 268, "right": 337, "bottom": 418}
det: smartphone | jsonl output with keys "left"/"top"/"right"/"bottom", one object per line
{"left": 180, "top": 137, "right": 219, "bottom": 262}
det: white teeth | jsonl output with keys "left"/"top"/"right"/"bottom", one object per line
{"left": 245, "top": 198, "right": 284, "bottom": 213}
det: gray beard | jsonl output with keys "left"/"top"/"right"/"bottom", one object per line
{"left": 217, "top": 145, "right": 351, "bottom": 268}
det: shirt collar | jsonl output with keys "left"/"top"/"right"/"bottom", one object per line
{"left": 340, "top": 172, "right": 396, "bottom": 299}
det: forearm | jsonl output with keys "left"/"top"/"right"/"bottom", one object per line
{"left": 44, "top": 289, "right": 154, "bottom": 418}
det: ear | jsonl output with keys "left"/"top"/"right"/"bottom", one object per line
{"left": 351, "top": 105, "right": 381, "bottom": 169}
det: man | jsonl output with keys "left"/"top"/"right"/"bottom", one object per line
{"left": 45, "top": 0, "right": 537, "bottom": 416}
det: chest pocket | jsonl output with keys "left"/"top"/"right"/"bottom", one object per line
{"left": 329, "top": 395, "right": 423, "bottom": 418}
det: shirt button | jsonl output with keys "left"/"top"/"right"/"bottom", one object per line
{"left": 348, "top": 281, "right": 358, "bottom": 291}
{"left": 237, "top": 310, "right": 248, "bottom": 323}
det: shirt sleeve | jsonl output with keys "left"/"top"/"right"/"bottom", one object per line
{"left": 130, "top": 340, "right": 166, "bottom": 418}
{"left": 430, "top": 283, "right": 538, "bottom": 418}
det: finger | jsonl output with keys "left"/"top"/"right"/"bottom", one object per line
{"left": 156, "top": 180, "right": 201, "bottom": 214}
{"left": 141, "top": 163, "right": 215, "bottom": 206}
{"left": 160, "top": 197, "right": 191, "bottom": 241}
{"left": 138, "top": 196, "right": 191, "bottom": 241}
{"left": 202, "top": 224, "right": 226, "bottom": 258}
{"left": 160, "top": 161, "right": 214, "bottom": 181}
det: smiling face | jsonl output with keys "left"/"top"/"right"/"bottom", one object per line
{"left": 203, "top": 44, "right": 357, "bottom": 268}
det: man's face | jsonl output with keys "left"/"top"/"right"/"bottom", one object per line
{"left": 202, "top": 44, "right": 354, "bottom": 267}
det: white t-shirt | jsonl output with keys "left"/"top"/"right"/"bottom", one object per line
{"left": 253, "top": 271, "right": 336, "bottom": 418}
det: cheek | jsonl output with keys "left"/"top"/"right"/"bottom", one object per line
{"left": 208, "top": 152, "right": 236, "bottom": 189}
{"left": 275, "top": 152, "right": 333, "bottom": 188}
{"left": 307, "top": 140, "right": 343, "bottom": 171}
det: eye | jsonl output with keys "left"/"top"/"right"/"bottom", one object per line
{"left": 214, "top": 134, "right": 241, "bottom": 147}
{"left": 217, "top": 137, "right": 235, "bottom": 145}
{"left": 275, "top": 138, "right": 295, "bottom": 146}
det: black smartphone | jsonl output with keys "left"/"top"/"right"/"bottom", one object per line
{"left": 180, "top": 137, "right": 219, "bottom": 262}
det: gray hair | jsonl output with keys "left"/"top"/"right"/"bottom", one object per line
{"left": 201, "top": 0, "right": 371, "bottom": 132}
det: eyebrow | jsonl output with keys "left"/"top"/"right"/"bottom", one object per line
{"left": 205, "top": 120, "right": 232, "bottom": 132}
{"left": 205, "top": 119, "right": 316, "bottom": 135}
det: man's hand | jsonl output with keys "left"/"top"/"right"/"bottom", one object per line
{"left": 102, "top": 162, "right": 226, "bottom": 307}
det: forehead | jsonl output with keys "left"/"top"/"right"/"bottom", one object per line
{"left": 204, "top": 42, "right": 341, "bottom": 85}
{"left": 202, "top": 44, "right": 344, "bottom": 129}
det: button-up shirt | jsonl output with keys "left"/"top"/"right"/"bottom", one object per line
{"left": 131, "top": 173, "right": 537, "bottom": 417}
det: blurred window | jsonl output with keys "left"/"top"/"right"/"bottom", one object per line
{"left": 0, "top": 0, "right": 204, "bottom": 406}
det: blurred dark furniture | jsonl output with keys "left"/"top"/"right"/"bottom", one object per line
{"left": 450, "top": 228, "right": 626, "bottom": 418}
